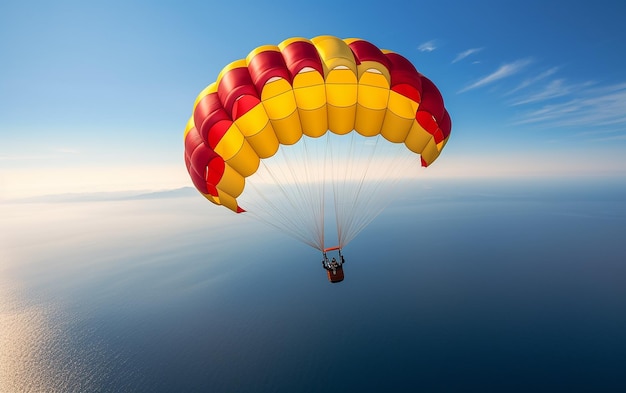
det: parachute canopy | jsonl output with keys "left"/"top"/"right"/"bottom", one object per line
{"left": 184, "top": 35, "right": 451, "bottom": 251}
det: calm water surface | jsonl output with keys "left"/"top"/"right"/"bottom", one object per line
{"left": 1, "top": 179, "right": 625, "bottom": 392}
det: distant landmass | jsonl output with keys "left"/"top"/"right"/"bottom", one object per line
{"left": 6, "top": 187, "right": 198, "bottom": 203}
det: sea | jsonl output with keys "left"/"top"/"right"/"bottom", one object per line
{"left": 1, "top": 178, "right": 625, "bottom": 392}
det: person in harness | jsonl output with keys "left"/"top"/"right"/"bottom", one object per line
{"left": 321, "top": 248, "right": 345, "bottom": 283}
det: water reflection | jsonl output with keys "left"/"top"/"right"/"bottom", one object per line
{"left": 1, "top": 180, "right": 625, "bottom": 392}
{"left": 0, "top": 195, "right": 273, "bottom": 392}
{"left": 0, "top": 285, "right": 100, "bottom": 392}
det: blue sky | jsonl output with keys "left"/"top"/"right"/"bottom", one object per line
{"left": 1, "top": 0, "right": 626, "bottom": 198}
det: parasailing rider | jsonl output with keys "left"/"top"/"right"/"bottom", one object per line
{"left": 322, "top": 247, "right": 346, "bottom": 283}
{"left": 322, "top": 249, "right": 345, "bottom": 271}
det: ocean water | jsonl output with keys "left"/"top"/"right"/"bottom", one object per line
{"left": 1, "top": 178, "right": 625, "bottom": 392}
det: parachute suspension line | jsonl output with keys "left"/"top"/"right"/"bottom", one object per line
{"left": 237, "top": 130, "right": 420, "bottom": 252}
{"left": 300, "top": 135, "right": 326, "bottom": 250}
{"left": 237, "top": 136, "right": 327, "bottom": 251}
{"left": 283, "top": 137, "right": 325, "bottom": 250}
{"left": 325, "top": 131, "right": 339, "bottom": 249}
{"left": 338, "top": 132, "right": 377, "bottom": 248}
{"left": 345, "top": 136, "right": 418, "bottom": 247}
{"left": 329, "top": 131, "right": 355, "bottom": 249}
{"left": 331, "top": 131, "right": 381, "bottom": 249}
{"left": 329, "top": 132, "right": 343, "bottom": 249}
{"left": 242, "top": 162, "right": 321, "bottom": 250}
{"left": 319, "top": 133, "right": 329, "bottom": 251}
{"left": 242, "top": 198, "right": 320, "bottom": 249}
{"left": 328, "top": 131, "right": 421, "bottom": 249}
{"left": 354, "top": 134, "right": 391, "bottom": 246}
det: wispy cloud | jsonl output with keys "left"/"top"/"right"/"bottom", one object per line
{"left": 452, "top": 48, "right": 483, "bottom": 63}
{"left": 458, "top": 58, "right": 533, "bottom": 93}
{"left": 512, "top": 82, "right": 626, "bottom": 135}
{"left": 418, "top": 40, "right": 437, "bottom": 52}
{"left": 505, "top": 66, "right": 560, "bottom": 95}
{"left": 511, "top": 79, "right": 595, "bottom": 105}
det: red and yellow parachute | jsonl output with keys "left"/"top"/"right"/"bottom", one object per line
{"left": 184, "top": 35, "right": 451, "bottom": 214}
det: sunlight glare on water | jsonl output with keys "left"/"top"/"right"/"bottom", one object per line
{"left": 0, "top": 284, "right": 101, "bottom": 392}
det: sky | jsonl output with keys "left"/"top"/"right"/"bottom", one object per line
{"left": 1, "top": 0, "right": 626, "bottom": 199}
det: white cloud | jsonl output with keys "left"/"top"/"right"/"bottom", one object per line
{"left": 458, "top": 58, "right": 533, "bottom": 93}
{"left": 418, "top": 40, "right": 437, "bottom": 52}
{"left": 511, "top": 79, "right": 595, "bottom": 105}
{"left": 452, "top": 48, "right": 483, "bottom": 63}
{"left": 505, "top": 66, "right": 560, "bottom": 95}
{"left": 512, "top": 82, "right": 626, "bottom": 135}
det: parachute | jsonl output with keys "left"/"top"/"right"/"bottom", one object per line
{"left": 184, "top": 35, "right": 451, "bottom": 252}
